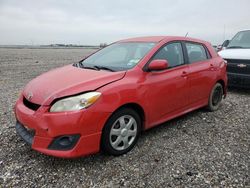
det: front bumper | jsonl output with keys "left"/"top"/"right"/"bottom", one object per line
{"left": 14, "top": 97, "right": 111, "bottom": 158}
{"left": 16, "top": 121, "right": 34, "bottom": 145}
{"left": 228, "top": 72, "right": 250, "bottom": 88}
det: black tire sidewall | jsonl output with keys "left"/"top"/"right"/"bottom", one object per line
{"left": 101, "top": 108, "right": 141, "bottom": 156}
{"left": 208, "top": 83, "right": 223, "bottom": 111}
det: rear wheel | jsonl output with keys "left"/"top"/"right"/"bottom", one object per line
{"left": 207, "top": 83, "right": 223, "bottom": 111}
{"left": 101, "top": 108, "right": 141, "bottom": 156}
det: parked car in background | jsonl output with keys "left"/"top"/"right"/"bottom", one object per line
{"left": 15, "top": 36, "right": 227, "bottom": 158}
{"left": 216, "top": 44, "right": 223, "bottom": 52}
{"left": 219, "top": 30, "right": 250, "bottom": 88}
{"left": 216, "top": 40, "right": 230, "bottom": 52}
{"left": 213, "top": 45, "right": 219, "bottom": 52}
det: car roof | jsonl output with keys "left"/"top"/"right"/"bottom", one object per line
{"left": 118, "top": 36, "right": 167, "bottom": 42}
{"left": 237, "top": 29, "right": 250, "bottom": 32}
{"left": 118, "top": 36, "right": 209, "bottom": 44}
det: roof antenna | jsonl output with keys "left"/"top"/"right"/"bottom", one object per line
{"left": 185, "top": 32, "right": 189, "bottom": 37}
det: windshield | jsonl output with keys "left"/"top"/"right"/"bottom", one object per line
{"left": 79, "top": 42, "right": 156, "bottom": 71}
{"left": 227, "top": 30, "right": 250, "bottom": 49}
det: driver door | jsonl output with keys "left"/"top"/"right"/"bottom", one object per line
{"left": 143, "top": 42, "right": 189, "bottom": 127}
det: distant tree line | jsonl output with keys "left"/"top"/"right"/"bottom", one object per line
{"left": 99, "top": 43, "right": 108, "bottom": 48}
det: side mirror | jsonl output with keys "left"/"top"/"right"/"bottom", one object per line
{"left": 222, "top": 40, "right": 230, "bottom": 48}
{"left": 148, "top": 59, "right": 168, "bottom": 71}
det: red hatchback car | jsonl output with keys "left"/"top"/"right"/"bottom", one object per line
{"left": 15, "top": 36, "right": 227, "bottom": 158}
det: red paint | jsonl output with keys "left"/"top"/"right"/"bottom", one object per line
{"left": 148, "top": 59, "right": 168, "bottom": 70}
{"left": 15, "top": 36, "right": 227, "bottom": 158}
{"left": 23, "top": 65, "right": 125, "bottom": 105}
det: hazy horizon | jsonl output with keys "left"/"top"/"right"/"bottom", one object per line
{"left": 0, "top": 0, "right": 250, "bottom": 45}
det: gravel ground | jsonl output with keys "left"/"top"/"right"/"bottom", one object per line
{"left": 0, "top": 48, "right": 249, "bottom": 187}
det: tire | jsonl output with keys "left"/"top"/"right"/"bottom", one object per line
{"left": 207, "top": 83, "right": 223, "bottom": 111}
{"left": 101, "top": 108, "right": 141, "bottom": 156}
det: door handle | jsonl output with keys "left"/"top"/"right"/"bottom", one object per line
{"left": 210, "top": 63, "right": 215, "bottom": 70}
{"left": 181, "top": 71, "right": 188, "bottom": 77}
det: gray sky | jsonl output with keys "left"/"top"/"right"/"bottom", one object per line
{"left": 0, "top": 0, "right": 250, "bottom": 45}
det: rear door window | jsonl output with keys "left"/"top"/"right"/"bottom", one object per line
{"left": 186, "top": 42, "right": 209, "bottom": 63}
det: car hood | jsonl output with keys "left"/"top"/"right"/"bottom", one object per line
{"left": 219, "top": 49, "right": 250, "bottom": 60}
{"left": 23, "top": 65, "right": 126, "bottom": 105}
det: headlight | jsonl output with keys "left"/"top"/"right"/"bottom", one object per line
{"left": 50, "top": 92, "right": 101, "bottom": 112}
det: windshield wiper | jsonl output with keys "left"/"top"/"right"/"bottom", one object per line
{"left": 79, "top": 64, "right": 99, "bottom": 71}
{"left": 93, "top": 65, "right": 115, "bottom": 72}
{"left": 78, "top": 61, "right": 85, "bottom": 68}
{"left": 227, "top": 46, "right": 244, "bottom": 49}
{"left": 75, "top": 62, "right": 115, "bottom": 72}
{"left": 75, "top": 61, "right": 98, "bottom": 70}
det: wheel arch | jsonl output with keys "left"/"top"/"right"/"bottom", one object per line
{"left": 100, "top": 103, "right": 144, "bottom": 155}
{"left": 216, "top": 79, "right": 226, "bottom": 97}
{"left": 102, "top": 102, "right": 146, "bottom": 131}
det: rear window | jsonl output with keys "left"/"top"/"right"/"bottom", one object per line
{"left": 186, "top": 43, "right": 209, "bottom": 63}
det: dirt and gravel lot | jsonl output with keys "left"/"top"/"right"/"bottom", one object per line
{"left": 0, "top": 48, "right": 249, "bottom": 187}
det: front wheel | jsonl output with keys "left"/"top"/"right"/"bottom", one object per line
{"left": 101, "top": 108, "right": 141, "bottom": 156}
{"left": 207, "top": 83, "right": 224, "bottom": 111}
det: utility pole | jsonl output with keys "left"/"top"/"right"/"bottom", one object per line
{"left": 223, "top": 24, "right": 226, "bottom": 41}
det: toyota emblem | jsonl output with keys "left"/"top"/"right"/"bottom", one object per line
{"left": 27, "top": 92, "right": 33, "bottom": 100}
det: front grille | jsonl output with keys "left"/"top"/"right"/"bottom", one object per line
{"left": 23, "top": 97, "right": 41, "bottom": 111}
{"left": 228, "top": 73, "right": 250, "bottom": 88}
{"left": 225, "top": 59, "right": 250, "bottom": 75}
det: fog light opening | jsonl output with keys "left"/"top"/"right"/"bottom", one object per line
{"left": 48, "top": 134, "right": 80, "bottom": 151}
{"left": 59, "top": 136, "right": 73, "bottom": 146}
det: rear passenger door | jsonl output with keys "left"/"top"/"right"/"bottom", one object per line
{"left": 184, "top": 42, "right": 216, "bottom": 105}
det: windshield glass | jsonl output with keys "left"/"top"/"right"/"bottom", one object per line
{"left": 80, "top": 42, "right": 156, "bottom": 71}
{"left": 227, "top": 30, "right": 250, "bottom": 49}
